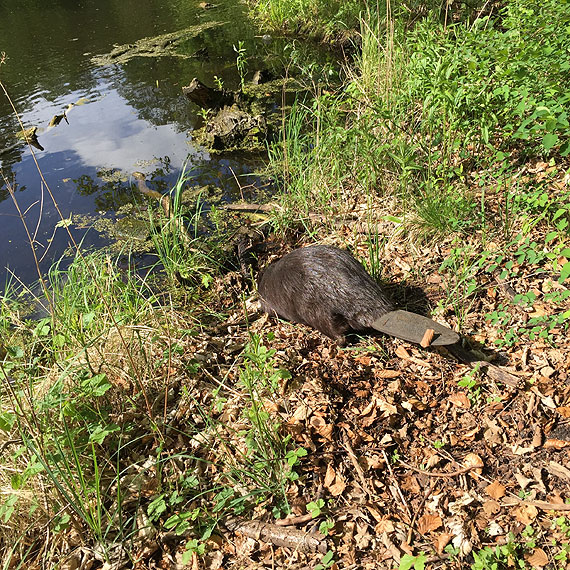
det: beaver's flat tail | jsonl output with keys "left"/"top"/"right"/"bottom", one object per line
{"left": 372, "top": 310, "right": 459, "bottom": 346}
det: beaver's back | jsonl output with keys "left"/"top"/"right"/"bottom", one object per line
{"left": 258, "top": 245, "right": 395, "bottom": 340}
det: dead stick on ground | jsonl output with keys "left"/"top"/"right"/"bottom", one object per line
{"left": 500, "top": 497, "right": 570, "bottom": 512}
{"left": 343, "top": 430, "right": 376, "bottom": 499}
{"left": 407, "top": 479, "right": 438, "bottom": 545}
{"left": 223, "top": 517, "right": 327, "bottom": 553}
{"left": 382, "top": 450, "right": 412, "bottom": 523}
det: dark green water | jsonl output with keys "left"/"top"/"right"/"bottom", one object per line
{"left": 0, "top": 0, "right": 273, "bottom": 284}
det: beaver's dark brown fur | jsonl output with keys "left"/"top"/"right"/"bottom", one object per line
{"left": 258, "top": 245, "right": 460, "bottom": 346}
{"left": 258, "top": 245, "right": 396, "bottom": 341}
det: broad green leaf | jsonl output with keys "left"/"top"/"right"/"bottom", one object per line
{"left": 559, "top": 261, "right": 570, "bottom": 284}
{"left": 542, "top": 132, "right": 558, "bottom": 151}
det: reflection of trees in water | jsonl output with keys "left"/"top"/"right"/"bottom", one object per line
{"left": 74, "top": 174, "right": 136, "bottom": 212}
{"left": 0, "top": 170, "right": 25, "bottom": 204}
{"left": 73, "top": 159, "right": 173, "bottom": 211}
{"left": 0, "top": 112, "right": 27, "bottom": 183}
{"left": 107, "top": 14, "right": 260, "bottom": 130}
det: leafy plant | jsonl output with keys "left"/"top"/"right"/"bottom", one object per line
{"left": 471, "top": 533, "right": 528, "bottom": 569}
{"left": 233, "top": 40, "right": 248, "bottom": 90}
{"left": 314, "top": 550, "right": 335, "bottom": 570}
{"left": 399, "top": 552, "right": 426, "bottom": 570}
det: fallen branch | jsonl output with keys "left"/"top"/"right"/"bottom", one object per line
{"left": 398, "top": 459, "right": 478, "bottom": 478}
{"left": 223, "top": 517, "right": 327, "bottom": 553}
{"left": 221, "top": 201, "right": 276, "bottom": 213}
{"left": 446, "top": 344, "right": 523, "bottom": 389}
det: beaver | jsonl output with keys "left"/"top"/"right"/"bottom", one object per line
{"left": 258, "top": 245, "right": 459, "bottom": 346}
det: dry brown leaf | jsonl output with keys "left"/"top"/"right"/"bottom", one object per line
{"left": 401, "top": 474, "right": 421, "bottom": 493}
{"left": 59, "top": 554, "right": 81, "bottom": 570}
{"left": 482, "top": 500, "right": 501, "bottom": 516}
{"left": 512, "top": 443, "right": 536, "bottom": 455}
{"left": 514, "top": 471, "right": 533, "bottom": 490}
{"left": 434, "top": 532, "right": 453, "bottom": 555}
{"left": 426, "top": 454, "right": 442, "bottom": 469}
{"left": 449, "top": 392, "right": 471, "bottom": 409}
{"left": 355, "top": 522, "right": 372, "bottom": 549}
{"left": 548, "top": 461, "right": 570, "bottom": 482}
{"left": 395, "top": 346, "right": 410, "bottom": 359}
{"left": 556, "top": 406, "right": 570, "bottom": 418}
{"left": 462, "top": 426, "right": 480, "bottom": 440}
{"left": 463, "top": 453, "right": 484, "bottom": 475}
{"left": 314, "top": 423, "right": 334, "bottom": 440}
{"left": 526, "top": 548, "right": 549, "bottom": 568}
{"left": 376, "top": 398, "right": 398, "bottom": 416}
{"left": 485, "top": 480, "right": 506, "bottom": 500}
{"left": 262, "top": 399, "right": 280, "bottom": 413}
{"left": 366, "top": 505, "right": 384, "bottom": 522}
{"left": 401, "top": 397, "right": 427, "bottom": 411}
{"left": 427, "top": 274, "right": 443, "bottom": 284}
{"left": 376, "top": 369, "right": 401, "bottom": 378}
{"left": 417, "top": 513, "right": 442, "bottom": 535}
{"left": 329, "top": 478, "right": 347, "bottom": 496}
{"left": 544, "top": 438, "right": 570, "bottom": 450}
{"left": 374, "top": 518, "right": 396, "bottom": 534}
{"left": 203, "top": 550, "right": 224, "bottom": 570}
{"left": 539, "top": 365, "right": 555, "bottom": 377}
{"left": 529, "top": 306, "right": 549, "bottom": 319}
{"left": 360, "top": 399, "right": 376, "bottom": 416}
{"left": 324, "top": 464, "right": 336, "bottom": 488}
{"left": 292, "top": 404, "right": 310, "bottom": 422}
{"left": 514, "top": 503, "right": 538, "bottom": 524}
{"left": 360, "top": 410, "right": 378, "bottom": 428}
{"left": 362, "top": 455, "right": 385, "bottom": 470}
{"left": 324, "top": 464, "right": 347, "bottom": 496}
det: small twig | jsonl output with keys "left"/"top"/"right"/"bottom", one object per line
{"left": 382, "top": 450, "right": 412, "bottom": 522}
{"left": 407, "top": 479, "right": 438, "bottom": 545}
{"left": 342, "top": 430, "right": 376, "bottom": 499}
{"left": 398, "top": 460, "right": 476, "bottom": 478}
{"left": 502, "top": 497, "right": 570, "bottom": 512}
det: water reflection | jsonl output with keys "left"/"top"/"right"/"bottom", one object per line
{"left": 0, "top": 0, "right": 264, "bottom": 284}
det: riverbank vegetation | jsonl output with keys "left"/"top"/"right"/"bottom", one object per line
{"left": 1, "top": 0, "right": 570, "bottom": 568}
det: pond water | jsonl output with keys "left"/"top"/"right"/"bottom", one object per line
{"left": 0, "top": 0, "right": 279, "bottom": 286}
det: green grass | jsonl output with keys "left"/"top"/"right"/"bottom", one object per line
{"left": 249, "top": 0, "right": 367, "bottom": 40}
{"left": 266, "top": 0, "right": 570, "bottom": 235}
{"left": 0, "top": 241, "right": 300, "bottom": 567}
{"left": 149, "top": 167, "right": 222, "bottom": 289}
